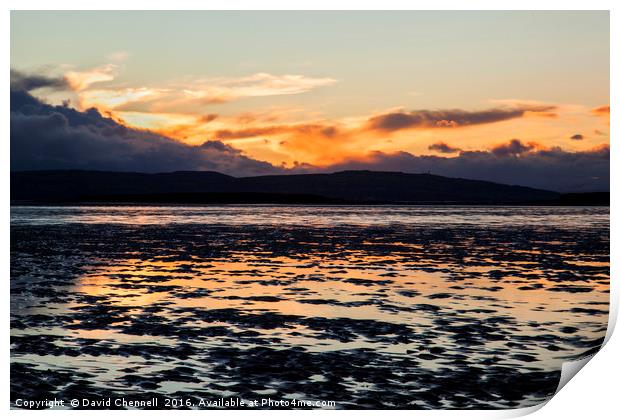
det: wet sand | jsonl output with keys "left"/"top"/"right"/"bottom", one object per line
{"left": 10, "top": 206, "right": 609, "bottom": 409}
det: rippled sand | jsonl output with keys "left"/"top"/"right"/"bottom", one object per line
{"left": 10, "top": 206, "right": 609, "bottom": 409}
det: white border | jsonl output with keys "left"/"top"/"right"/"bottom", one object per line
{"left": 3, "top": 1, "right": 616, "bottom": 419}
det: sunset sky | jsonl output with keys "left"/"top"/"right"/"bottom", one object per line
{"left": 10, "top": 11, "right": 610, "bottom": 191}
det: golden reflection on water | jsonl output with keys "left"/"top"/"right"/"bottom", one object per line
{"left": 72, "top": 251, "right": 609, "bottom": 364}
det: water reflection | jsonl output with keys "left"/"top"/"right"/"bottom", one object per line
{"left": 11, "top": 205, "right": 610, "bottom": 228}
{"left": 10, "top": 206, "right": 609, "bottom": 409}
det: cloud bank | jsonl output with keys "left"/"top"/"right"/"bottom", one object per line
{"left": 10, "top": 88, "right": 282, "bottom": 176}
{"left": 10, "top": 84, "right": 608, "bottom": 192}
{"left": 10, "top": 69, "right": 68, "bottom": 91}
{"left": 320, "top": 143, "right": 609, "bottom": 192}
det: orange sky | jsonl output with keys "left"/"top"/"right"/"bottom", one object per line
{"left": 101, "top": 95, "right": 610, "bottom": 168}
{"left": 11, "top": 11, "right": 610, "bottom": 170}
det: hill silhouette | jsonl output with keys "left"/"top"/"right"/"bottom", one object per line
{"left": 10, "top": 170, "right": 606, "bottom": 205}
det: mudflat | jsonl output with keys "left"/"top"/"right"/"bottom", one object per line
{"left": 10, "top": 206, "right": 609, "bottom": 409}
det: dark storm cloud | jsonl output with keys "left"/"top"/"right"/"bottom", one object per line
{"left": 318, "top": 144, "right": 609, "bottom": 193}
{"left": 10, "top": 89, "right": 282, "bottom": 176}
{"left": 570, "top": 134, "right": 584, "bottom": 140}
{"left": 367, "top": 105, "right": 557, "bottom": 132}
{"left": 10, "top": 69, "right": 69, "bottom": 91}
{"left": 428, "top": 142, "right": 461, "bottom": 154}
{"left": 490, "top": 139, "right": 536, "bottom": 157}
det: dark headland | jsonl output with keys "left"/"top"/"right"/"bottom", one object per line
{"left": 10, "top": 170, "right": 609, "bottom": 206}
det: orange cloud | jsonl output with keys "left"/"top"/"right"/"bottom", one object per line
{"left": 188, "top": 73, "right": 337, "bottom": 100}
{"left": 78, "top": 87, "right": 167, "bottom": 111}
{"left": 72, "top": 72, "right": 336, "bottom": 114}
{"left": 65, "top": 64, "right": 116, "bottom": 91}
{"left": 591, "top": 105, "right": 610, "bottom": 128}
{"left": 199, "top": 114, "right": 219, "bottom": 123}
{"left": 592, "top": 105, "right": 610, "bottom": 116}
{"left": 211, "top": 122, "right": 352, "bottom": 165}
{"left": 588, "top": 143, "right": 610, "bottom": 153}
{"left": 213, "top": 123, "right": 340, "bottom": 141}
{"left": 523, "top": 110, "right": 558, "bottom": 118}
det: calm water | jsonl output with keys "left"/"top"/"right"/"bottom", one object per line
{"left": 10, "top": 205, "right": 609, "bottom": 228}
{"left": 10, "top": 206, "right": 610, "bottom": 409}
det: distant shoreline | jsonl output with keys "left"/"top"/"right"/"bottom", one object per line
{"left": 10, "top": 194, "right": 610, "bottom": 208}
{"left": 11, "top": 170, "right": 610, "bottom": 207}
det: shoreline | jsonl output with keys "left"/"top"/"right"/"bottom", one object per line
{"left": 10, "top": 202, "right": 611, "bottom": 207}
